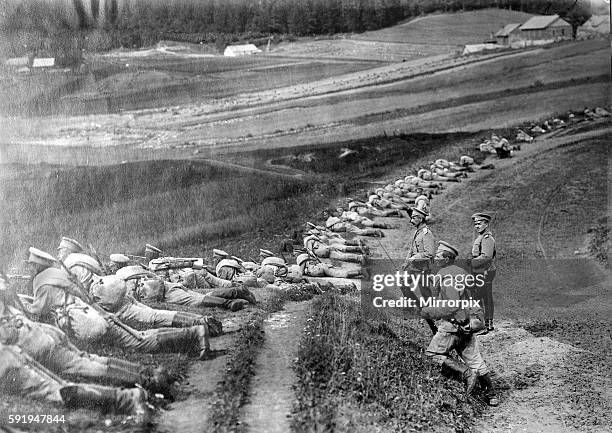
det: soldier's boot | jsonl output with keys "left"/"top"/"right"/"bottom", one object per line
{"left": 441, "top": 359, "right": 478, "bottom": 396}
{"left": 60, "top": 385, "right": 150, "bottom": 422}
{"left": 225, "top": 299, "right": 250, "bottom": 312}
{"left": 171, "top": 311, "right": 206, "bottom": 327}
{"left": 486, "top": 320, "right": 494, "bottom": 332}
{"left": 230, "top": 286, "right": 257, "bottom": 304}
{"left": 478, "top": 373, "right": 499, "bottom": 406}
{"left": 346, "top": 269, "right": 367, "bottom": 280}
{"left": 357, "top": 239, "right": 370, "bottom": 255}
{"left": 194, "top": 324, "right": 212, "bottom": 360}
{"left": 106, "top": 359, "right": 174, "bottom": 396}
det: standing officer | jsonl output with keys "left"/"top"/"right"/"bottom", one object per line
{"left": 401, "top": 207, "right": 437, "bottom": 334}
{"left": 471, "top": 213, "right": 496, "bottom": 332}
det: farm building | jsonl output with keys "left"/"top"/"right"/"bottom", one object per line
{"left": 577, "top": 15, "right": 610, "bottom": 39}
{"left": 4, "top": 56, "right": 29, "bottom": 67}
{"left": 495, "top": 23, "right": 522, "bottom": 46}
{"left": 462, "top": 43, "right": 501, "bottom": 55}
{"left": 32, "top": 58, "right": 55, "bottom": 68}
{"left": 518, "top": 15, "right": 572, "bottom": 45}
{"left": 223, "top": 44, "right": 261, "bottom": 57}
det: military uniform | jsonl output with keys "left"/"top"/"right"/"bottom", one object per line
{"left": 0, "top": 343, "right": 148, "bottom": 418}
{"left": 296, "top": 254, "right": 363, "bottom": 280}
{"left": 304, "top": 236, "right": 366, "bottom": 264}
{"left": 24, "top": 248, "right": 211, "bottom": 358}
{"left": 325, "top": 216, "right": 383, "bottom": 237}
{"left": 471, "top": 213, "right": 496, "bottom": 330}
{"left": 0, "top": 305, "right": 171, "bottom": 392}
{"left": 418, "top": 242, "right": 497, "bottom": 405}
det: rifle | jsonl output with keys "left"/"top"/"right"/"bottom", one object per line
{"left": 57, "top": 259, "right": 144, "bottom": 341}
{"left": 375, "top": 238, "right": 438, "bottom": 335}
{"left": 88, "top": 244, "right": 111, "bottom": 275}
{"left": 0, "top": 270, "right": 32, "bottom": 320}
{"left": 148, "top": 257, "right": 200, "bottom": 272}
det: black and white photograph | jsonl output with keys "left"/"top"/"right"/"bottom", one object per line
{"left": 0, "top": 0, "right": 610, "bottom": 432}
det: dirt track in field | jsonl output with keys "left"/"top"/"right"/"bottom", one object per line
{"left": 0, "top": 40, "right": 608, "bottom": 167}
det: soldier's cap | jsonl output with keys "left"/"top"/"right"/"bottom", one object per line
{"left": 213, "top": 249, "right": 230, "bottom": 259}
{"left": 231, "top": 256, "right": 244, "bottom": 264}
{"left": 27, "top": 247, "right": 57, "bottom": 268}
{"left": 410, "top": 207, "right": 429, "bottom": 218}
{"left": 57, "top": 237, "right": 84, "bottom": 253}
{"left": 417, "top": 169, "right": 428, "bottom": 176}
{"left": 415, "top": 195, "right": 429, "bottom": 203}
{"left": 296, "top": 253, "right": 311, "bottom": 266}
{"left": 109, "top": 253, "right": 130, "bottom": 264}
{"left": 471, "top": 213, "right": 492, "bottom": 223}
{"left": 261, "top": 256, "right": 286, "bottom": 267}
{"left": 437, "top": 241, "right": 459, "bottom": 258}
{"left": 259, "top": 249, "right": 274, "bottom": 258}
{"left": 394, "top": 179, "right": 405, "bottom": 187}
{"left": 374, "top": 188, "right": 384, "bottom": 194}
{"left": 145, "top": 244, "right": 163, "bottom": 254}
{"left": 307, "top": 228, "right": 321, "bottom": 235}
{"left": 368, "top": 194, "right": 379, "bottom": 202}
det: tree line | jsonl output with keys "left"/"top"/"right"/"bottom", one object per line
{"left": 0, "top": 0, "right": 591, "bottom": 58}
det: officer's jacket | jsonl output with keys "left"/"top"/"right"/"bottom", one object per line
{"left": 472, "top": 230, "right": 496, "bottom": 273}
{"left": 407, "top": 225, "right": 435, "bottom": 261}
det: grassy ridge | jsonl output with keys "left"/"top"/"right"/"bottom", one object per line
{"left": 0, "top": 159, "right": 323, "bottom": 269}
{"left": 292, "top": 294, "right": 478, "bottom": 432}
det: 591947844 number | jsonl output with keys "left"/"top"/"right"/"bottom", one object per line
{"left": 8, "top": 414, "right": 65, "bottom": 424}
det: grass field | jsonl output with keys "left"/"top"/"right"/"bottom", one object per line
{"left": 354, "top": 9, "right": 535, "bottom": 45}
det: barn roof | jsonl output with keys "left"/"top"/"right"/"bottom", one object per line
{"left": 495, "top": 23, "right": 521, "bottom": 37}
{"left": 520, "top": 15, "right": 568, "bottom": 30}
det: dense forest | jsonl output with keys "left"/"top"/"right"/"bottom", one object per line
{"left": 0, "top": 0, "right": 592, "bottom": 59}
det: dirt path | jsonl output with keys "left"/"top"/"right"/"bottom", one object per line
{"left": 368, "top": 121, "right": 611, "bottom": 433}
{"left": 242, "top": 301, "right": 312, "bottom": 433}
{"left": 156, "top": 317, "right": 245, "bottom": 433}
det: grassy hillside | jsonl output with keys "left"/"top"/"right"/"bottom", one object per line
{"left": 354, "top": 8, "right": 535, "bottom": 45}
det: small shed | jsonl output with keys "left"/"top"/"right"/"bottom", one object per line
{"left": 4, "top": 57, "right": 29, "bottom": 67}
{"left": 495, "top": 23, "right": 522, "bottom": 46}
{"left": 518, "top": 15, "right": 572, "bottom": 43}
{"left": 32, "top": 58, "right": 55, "bottom": 68}
{"left": 462, "top": 43, "right": 501, "bottom": 56}
{"left": 223, "top": 44, "right": 261, "bottom": 57}
{"left": 577, "top": 15, "right": 610, "bottom": 39}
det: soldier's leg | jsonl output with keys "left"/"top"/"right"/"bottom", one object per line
{"left": 118, "top": 301, "right": 176, "bottom": 328}
{"left": 206, "top": 286, "right": 257, "bottom": 304}
{"left": 426, "top": 331, "right": 477, "bottom": 395}
{"left": 0, "top": 345, "right": 65, "bottom": 403}
{"left": 166, "top": 285, "right": 249, "bottom": 310}
{"left": 456, "top": 334, "right": 497, "bottom": 404}
{"left": 328, "top": 250, "right": 366, "bottom": 264}
{"left": 203, "top": 271, "right": 235, "bottom": 288}
{"left": 331, "top": 244, "right": 362, "bottom": 253}
{"left": 483, "top": 271, "right": 496, "bottom": 329}
{"left": 60, "top": 384, "right": 149, "bottom": 419}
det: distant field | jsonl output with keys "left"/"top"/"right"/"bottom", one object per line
{"left": 354, "top": 8, "right": 535, "bottom": 45}
{"left": 271, "top": 8, "right": 535, "bottom": 61}
{"left": 0, "top": 52, "right": 376, "bottom": 116}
